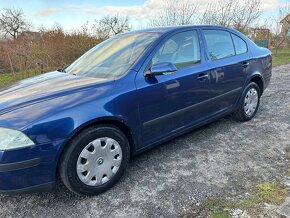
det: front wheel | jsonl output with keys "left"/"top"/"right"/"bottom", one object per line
{"left": 234, "top": 82, "right": 261, "bottom": 121}
{"left": 59, "top": 125, "right": 130, "bottom": 196}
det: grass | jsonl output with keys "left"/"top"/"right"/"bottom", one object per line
{"left": 0, "top": 73, "right": 15, "bottom": 88}
{"left": 272, "top": 49, "right": 290, "bottom": 66}
{"left": 244, "top": 183, "right": 288, "bottom": 205}
{"left": 205, "top": 199, "right": 231, "bottom": 218}
{"left": 0, "top": 69, "right": 40, "bottom": 89}
{"left": 186, "top": 182, "right": 288, "bottom": 218}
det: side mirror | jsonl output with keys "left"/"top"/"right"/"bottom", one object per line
{"left": 57, "top": 65, "right": 68, "bottom": 73}
{"left": 145, "top": 62, "right": 177, "bottom": 77}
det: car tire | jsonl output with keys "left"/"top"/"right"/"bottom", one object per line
{"left": 234, "top": 82, "right": 261, "bottom": 122}
{"left": 59, "top": 125, "right": 130, "bottom": 196}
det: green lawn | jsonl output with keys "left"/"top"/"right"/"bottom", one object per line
{"left": 180, "top": 182, "right": 288, "bottom": 217}
{"left": 0, "top": 69, "right": 40, "bottom": 89}
{"left": 0, "top": 73, "right": 17, "bottom": 89}
{"left": 272, "top": 49, "right": 290, "bottom": 66}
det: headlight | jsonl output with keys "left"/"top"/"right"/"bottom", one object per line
{"left": 0, "top": 127, "right": 35, "bottom": 151}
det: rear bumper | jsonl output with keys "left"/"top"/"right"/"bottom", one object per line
{"left": 264, "top": 73, "right": 271, "bottom": 90}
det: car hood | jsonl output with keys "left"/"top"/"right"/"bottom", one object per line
{"left": 0, "top": 71, "right": 109, "bottom": 115}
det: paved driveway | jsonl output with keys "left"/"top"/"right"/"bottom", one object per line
{"left": 0, "top": 64, "right": 290, "bottom": 218}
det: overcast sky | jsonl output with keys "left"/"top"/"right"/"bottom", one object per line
{"left": 0, "top": 0, "right": 286, "bottom": 31}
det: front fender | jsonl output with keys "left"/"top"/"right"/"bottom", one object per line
{"left": 0, "top": 81, "right": 139, "bottom": 147}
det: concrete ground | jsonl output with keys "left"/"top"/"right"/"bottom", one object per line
{"left": 0, "top": 64, "right": 289, "bottom": 218}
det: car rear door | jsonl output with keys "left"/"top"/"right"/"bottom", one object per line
{"left": 135, "top": 30, "right": 212, "bottom": 147}
{"left": 201, "top": 29, "right": 249, "bottom": 112}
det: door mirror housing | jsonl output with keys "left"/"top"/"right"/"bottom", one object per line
{"left": 57, "top": 65, "right": 68, "bottom": 73}
{"left": 145, "top": 62, "right": 177, "bottom": 77}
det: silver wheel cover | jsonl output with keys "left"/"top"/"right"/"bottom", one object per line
{"left": 76, "top": 137, "right": 122, "bottom": 186}
{"left": 244, "top": 88, "right": 259, "bottom": 117}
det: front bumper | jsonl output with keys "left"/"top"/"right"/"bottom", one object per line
{"left": 0, "top": 181, "right": 55, "bottom": 194}
{"left": 0, "top": 140, "right": 64, "bottom": 194}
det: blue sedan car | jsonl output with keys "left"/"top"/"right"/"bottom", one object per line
{"left": 0, "top": 25, "right": 271, "bottom": 195}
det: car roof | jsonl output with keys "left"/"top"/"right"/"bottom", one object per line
{"left": 128, "top": 25, "right": 236, "bottom": 34}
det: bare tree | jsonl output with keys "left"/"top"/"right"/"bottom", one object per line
{"left": 201, "top": 0, "right": 236, "bottom": 27}
{"left": 271, "top": 1, "right": 290, "bottom": 54}
{"left": 150, "top": 0, "right": 198, "bottom": 27}
{"left": 0, "top": 8, "right": 30, "bottom": 39}
{"left": 93, "top": 22, "right": 110, "bottom": 39}
{"left": 233, "top": 0, "right": 261, "bottom": 33}
{"left": 93, "top": 15, "right": 131, "bottom": 39}
{"left": 201, "top": 0, "right": 261, "bottom": 33}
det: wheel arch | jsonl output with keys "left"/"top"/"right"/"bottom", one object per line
{"left": 56, "top": 117, "right": 137, "bottom": 178}
{"left": 249, "top": 74, "right": 264, "bottom": 95}
{"left": 64, "top": 116, "right": 136, "bottom": 154}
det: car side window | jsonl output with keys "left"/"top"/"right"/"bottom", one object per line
{"left": 152, "top": 31, "right": 201, "bottom": 69}
{"left": 203, "top": 30, "right": 235, "bottom": 60}
{"left": 231, "top": 34, "right": 247, "bottom": 55}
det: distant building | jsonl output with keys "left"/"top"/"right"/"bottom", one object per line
{"left": 18, "top": 31, "right": 41, "bottom": 45}
{"left": 247, "top": 28, "right": 271, "bottom": 48}
{"left": 280, "top": 14, "right": 290, "bottom": 37}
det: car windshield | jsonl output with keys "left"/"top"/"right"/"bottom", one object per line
{"left": 66, "top": 32, "right": 161, "bottom": 79}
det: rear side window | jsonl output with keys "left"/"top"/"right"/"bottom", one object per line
{"left": 232, "top": 34, "right": 247, "bottom": 55}
{"left": 152, "top": 31, "right": 201, "bottom": 69}
{"left": 203, "top": 30, "right": 235, "bottom": 60}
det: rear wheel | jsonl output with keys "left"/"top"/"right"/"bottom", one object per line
{"left": 59, "top": 125, "right": 130, "bottom": 196}
{"left": 234, "top": 82, "right": 261, "bottom": 121}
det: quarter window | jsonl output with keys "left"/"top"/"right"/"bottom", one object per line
{"left": 203, "top": 30, "right": 235, "bottom": 60}
{"left": 232, "top": 34, "right": 247, "bottom": 55}
{"left": 152, "top": 31, "right": 201, "bottom": 69}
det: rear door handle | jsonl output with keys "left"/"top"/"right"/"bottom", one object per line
{"left": 242, "top": 61, "right": 250, "bottom": 68}
{"left": 197, "top": 73, "right": 209, "bottom": 81}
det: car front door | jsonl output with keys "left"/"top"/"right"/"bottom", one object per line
{"left": 201, "top": 29, "right": 249, "bottom": 112}
{"left": 135, "top": 30, "right": 212, "bottom": 147}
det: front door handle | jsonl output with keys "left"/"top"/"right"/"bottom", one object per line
{"left": 242, "top": 61, "right": 250, "bottom": 68}
{"left": 197, "top": 73, "right": 209, "bottom": 81}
